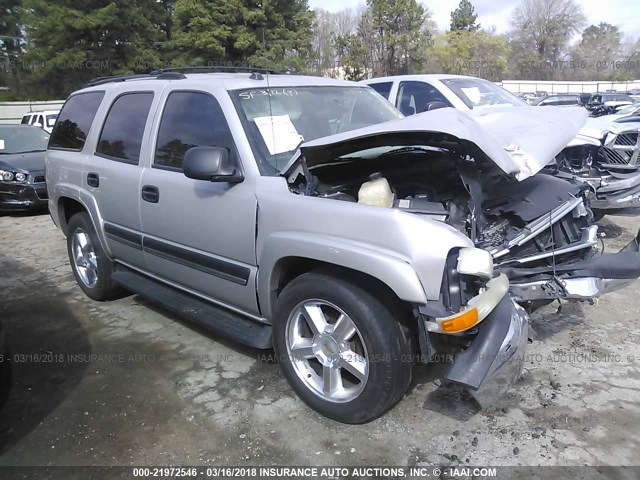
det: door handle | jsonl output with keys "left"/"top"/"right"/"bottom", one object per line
{"left": 141, "top": 185, "right": 159, "bottom": 203}
{"left": 87, "top": 172, "right": 99, "bottom": 188}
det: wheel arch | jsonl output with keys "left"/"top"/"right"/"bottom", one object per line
{"left": 257, "top": 235, "right": 428, "bottom": 320}
{"left": 57, "top": 196, "right": 88, "bottom": 236}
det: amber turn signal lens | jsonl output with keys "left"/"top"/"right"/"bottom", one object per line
{"left": 440, "top": 307, "right": 479, "bottom": 333}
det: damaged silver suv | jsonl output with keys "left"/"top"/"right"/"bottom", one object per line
{"left": 46, "top": 70, "right": 638, "bottom": 423}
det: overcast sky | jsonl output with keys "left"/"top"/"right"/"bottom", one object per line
{"left": 308, "top": 0, "right": 640, "bottom": 41}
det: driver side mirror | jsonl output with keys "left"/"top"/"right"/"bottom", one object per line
{"left": 33, "top": 122, "right": 43, "bottom": 128}
{"left": 183, "top": 146, "right": 244, "bottom": 183}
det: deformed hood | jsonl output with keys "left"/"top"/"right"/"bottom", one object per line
{"left": 286, "top": 106, "right": 587, "bottom": 181}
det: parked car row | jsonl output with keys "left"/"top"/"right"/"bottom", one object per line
{"left": 40, "top": 68, "right": 640, "bottom": 424}
{"left": 586, "top": 93, "right": 635, "bottom": 117}
{"left": 518, "top": 91, "right": 638, "bottom": 114}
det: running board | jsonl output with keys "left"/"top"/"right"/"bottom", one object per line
{"left": 111, "top": 267, "right": 272, "bottom": 349}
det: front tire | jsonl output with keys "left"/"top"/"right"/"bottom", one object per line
{"left": 272, "top": 271, "right": 412, "bottom": 424}
{"left": 66, "top": 212, "right": 121, "bottom": 301}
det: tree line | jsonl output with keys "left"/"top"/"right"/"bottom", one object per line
{"left": 1, "top": 0, "right": 639, "bottom": 100}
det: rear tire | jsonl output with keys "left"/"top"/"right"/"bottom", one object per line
{"left": 272, "top": 270, "right": 412, "bottom": 424}
{"left": 66, "top": 212, "right": 122, "bottom": 301}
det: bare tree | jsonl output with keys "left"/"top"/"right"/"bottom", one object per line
{"left": 509, "top": 0, "right": 586, "bottom": 79}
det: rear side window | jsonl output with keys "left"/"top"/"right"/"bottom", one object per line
{"left": 154, "top": 91, "right": 234, "bottom": 170}
{"left": 49, "top": 91, "right": 105, "bottom": 150}
{"left": 21, "top": 115, "right": 30, "bottom": 124}
{"left": 46, "top": 114, "right": 58, "bottom": 128}
{"left": 96, "top": 92, "right": 154, "bottom": 163}
{"left": 368, "top": 82, "right": 393, "bottom": 100}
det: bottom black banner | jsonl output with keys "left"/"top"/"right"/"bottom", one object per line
{"left": 0, "top": 465, "right": 637, "bottom": 480}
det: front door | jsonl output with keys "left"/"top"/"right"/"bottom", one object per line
{"left": 139, "top": 90, "right": 259, "bottom": 315}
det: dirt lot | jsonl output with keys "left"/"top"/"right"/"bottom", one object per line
{"left": 0, "top": 211, "right": 639, "bottom": 470}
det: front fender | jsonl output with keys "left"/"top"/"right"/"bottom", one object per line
{"left": 257, "top": 232, "right": 427, "bottom": 319}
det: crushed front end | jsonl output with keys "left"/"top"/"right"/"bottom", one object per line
{"left": 286, "top": 106, "right": 640, "bottom": 303}
{"left": 473, "top": 173, "right": 640, "bottom": 303}
{"left": 415, "top": 247, "right": 528, "bottom": 407}
{"left": 507, "top": 228, "right": 640, "bottom": 302}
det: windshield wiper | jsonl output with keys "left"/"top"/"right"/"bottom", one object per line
{"left": 13, "top": 149, "right": 46, "bottom": 154}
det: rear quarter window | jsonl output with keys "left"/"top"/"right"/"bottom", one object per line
{"left": 49, "top": 91, "right": 105, "bottom": 151}
{"left": 368, "top": 82, "right": 393, "bottom": 100}
{"left": 96, "top": 92, "right": 154, "bottom": 163}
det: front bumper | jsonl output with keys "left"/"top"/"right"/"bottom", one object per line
{"left": 508, "top": 229, "right": 640, "bottom": 302}
{"left": 444, "top": 295, "right": 528, "bottom": 408}
{"left": 591, "top": 171, "right": 640, "bottom": 210}
{"left": 591, "top": 183, "right": 640, "bottom": 210}
{"left": 0, "top": 182, "right": 48, "bottom": 212}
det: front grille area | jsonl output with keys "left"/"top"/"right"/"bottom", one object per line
{"left": 603, "top": 147, "right": 631, "bottom": 165}
{"left": 603, "top": 130, "right": 640, "bottom": 167}
{"left": 616, "top": 132, "right": 638, "bottom": 146}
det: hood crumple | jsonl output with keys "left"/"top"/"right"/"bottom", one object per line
{"left": 283, "top": 106, "right": 588, "bottom": 181}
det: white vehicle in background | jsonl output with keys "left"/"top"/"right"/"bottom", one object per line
{"left": 361, "top": 74, "right": 524, "bottom": 115}
{"left": 21, "top": 110, "right": 60, "bottom": 134}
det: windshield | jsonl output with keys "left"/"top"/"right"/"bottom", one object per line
{"left": 441, "top": 78, "right": 526, "bottom": 109}
{"left": 615, "top": 104, "right": 640, "bottom": 115}
{"left": 231, "top": 86, "right": 403, "bottom": 173}
{"left": 0, "top": 126, "right": 50, "bottom": 154}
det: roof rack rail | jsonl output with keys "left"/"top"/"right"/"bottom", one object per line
{"left": 83, "top": 71, "right": 186, "bottom": 88}
{"left": 83, "top": 65, "right": 286, "bottom": 88}
{"left": 149, "top": 66, "right": 282, "bottom": 75}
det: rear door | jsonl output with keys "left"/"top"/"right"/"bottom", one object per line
{"left": 82, "top": 86, "right": 161, "bottom": 268}
{"left": 138, "top": 89, "right": 259, "bottom": 315}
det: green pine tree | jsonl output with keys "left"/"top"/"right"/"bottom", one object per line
{"left": 21, "top": 0, "right": 169, "bottom": 97}
{"left": 450, "top": 0, "right": 480, "bottom": 32}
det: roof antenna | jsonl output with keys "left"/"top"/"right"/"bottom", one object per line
{"left": 263, "top": 26, "right": 277, "bottom": 165}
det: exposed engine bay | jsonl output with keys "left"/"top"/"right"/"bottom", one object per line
{"left": 288, "top": 147, "right": 595, "bottom": 283}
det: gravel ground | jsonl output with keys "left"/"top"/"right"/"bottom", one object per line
{"left": 0, "top": 211, "right": 638, "bottom": 471}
